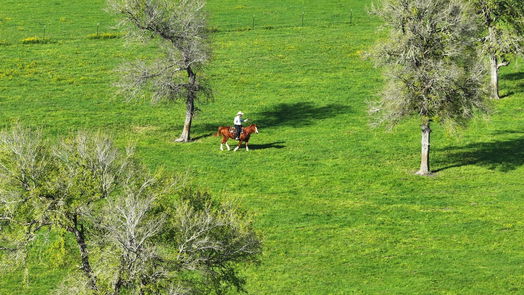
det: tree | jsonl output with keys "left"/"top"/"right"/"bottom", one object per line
{"left": 109, "top": 0, "right": 212, "bottom": 142}
{"left": 0, "top": 126, "right": 261, "bottom": 294}
{"left": 370, "top": 0, "right": 489, "bottom": 175}
{"left": 470, "top": 0, "right": 524, "bottom": 99}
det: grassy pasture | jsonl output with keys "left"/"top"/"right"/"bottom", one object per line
{"left": 1, "top": 0, "right": 524, "bottom": 294}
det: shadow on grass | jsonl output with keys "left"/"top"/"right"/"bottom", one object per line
{"left": 193, "top": 122, "right": 222, "bottom": 133}
{"left": 167, "top": 122, "right": 220, "bottom": 141}
{"left": 500, "top": 72, "right": 524, "bottom": 96}
{"left": 254, "top": 102, "right": 351, "bottom": 128}
{"left": 489, "top": 130, "right": 524, "bottom": 136}
{"left": 502, "top": 72, "right": 524, "bottom": 81}
{"left": 435, "top": 136, "right": 524, "bottom": 172}
{"left": 248, "top": 141, "right": 286, "bottom": 150}
{"left": 192, "top": 133, "right": 214, "bottom": 141}
{"left": 500, "top": 92, "right": 515, "bottom": 99}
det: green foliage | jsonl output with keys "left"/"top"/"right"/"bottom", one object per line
{"left": 370, "top": 0, "right": 489, "bottom": 128}
{"left": 46, "top": 234, "right": 68, "bottom": 268}
{"left": 470, "top": 0, "right": 524, "bottom": 58}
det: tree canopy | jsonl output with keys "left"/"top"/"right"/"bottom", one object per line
{"left": 109, "top": 0, "right": 212, "bottom": 142}
{"left": 370, "top": 0, "right": 488, "bottom": 128}
{"left": 469, "top": 0, "right": 524, "bottom": 99}
{"left": 0, "top": 126, "right": 261, "bottom": 294}
{"left": 370, "top": 0, "right": 489, "bottom": 174}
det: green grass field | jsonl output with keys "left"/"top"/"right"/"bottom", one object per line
{"left": 1, "top": 0, "right": 524, "bottom": 294}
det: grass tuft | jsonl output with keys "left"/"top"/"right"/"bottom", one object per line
{"left": 20, "top": 37, "right": 52, "bottom": 44}
{"left": 87, "top": 32, "right": 121, "bottom": 40}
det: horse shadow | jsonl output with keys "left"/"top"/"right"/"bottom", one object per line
{"left": 254, "top": 102, "right": 351, "bottom": 128}
{"left": 434, "top": 134, "right": 524, "bottom": 172}
{"left": 248, "top": 141, "right": 286, "bottom": 150}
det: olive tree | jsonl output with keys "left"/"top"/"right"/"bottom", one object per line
{"left": 370, "top": 0, "right": 489, "bottom": 175}
{"left": 0, "top": 126, "right": 261, "bottom": 294}
{"left": 470, "top": 0, "right": 524, "bottom": 99}
{"left": 108, "top": 0, "right": 212, "bottom": 142}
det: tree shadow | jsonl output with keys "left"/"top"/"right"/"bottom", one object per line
{"left": 501, "top": 72, "right": 524, "bottom": 81}
{"left": 499, "top": 72, "right": 524, "bottom": 97}
{"left": 500, "top": 92, "right": 515, "bottom": 99}
{"left": 254, "top": 102, "right": 351, "bottom": 128}
{"left": 434, "top": 136, "right": 524, "bottom": 172}
{"left": 164, "top": 122, "right": 220, "bottom": 141}
{"left": 489, "top": 130, "right": 524, "bottom": 136}
{"left": 248, "top": 141, "right": 286, "bottom": 150}
{"left": 192, "top": 133, "right": 214, "bottom": 141}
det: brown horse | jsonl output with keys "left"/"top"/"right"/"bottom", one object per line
{"left": 214, "top": 124, "right": 259, "bottom": 151}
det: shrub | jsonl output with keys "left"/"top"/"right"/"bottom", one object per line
{"left": 87, "top": 32, "right": 121, "bottom": 39}
{"left": 206, "top": 26, "right": 220, "bottom": 33}
{"left": 20, "top": 37, "right": 51, "bottom": 44}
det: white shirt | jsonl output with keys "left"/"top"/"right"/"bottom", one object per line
{"left": 234, "top": 116, "right": 245, "bottom": 125}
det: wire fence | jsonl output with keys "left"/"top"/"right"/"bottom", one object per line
{"left": 0, "top": 10, "right": 365, "bottom": 44}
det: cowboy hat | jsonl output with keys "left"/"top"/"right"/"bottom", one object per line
{"left": 237, "top": 111, "right": 244, "bottom": 116}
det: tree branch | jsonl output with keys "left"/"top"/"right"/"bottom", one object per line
{"left": 497, "top": 60, "right": 510, "bottom": 69}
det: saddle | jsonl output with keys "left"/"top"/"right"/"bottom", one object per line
{"left": 229, "top": 126, "right": 243, "bottom": 137}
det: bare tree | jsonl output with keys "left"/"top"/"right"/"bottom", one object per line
{"left": 96, "top": 188, "right": 261, "bottom": 295}
{"left": 0, "top": 129, "right": 133, "bottom": 291}
{"left": 370, "top": 0, "right": 489, "bottom": 175}
{"left": 108, "top": 0, "right": 212, "bottom": 142}
{"left": 0, "top": 125, "right": 51, "bottom": 263}
{"left": 470, "top": 0, "right": 524, "bottom": 99}
{"left": 0, "top": 127, "right": 261, "bottom": 295}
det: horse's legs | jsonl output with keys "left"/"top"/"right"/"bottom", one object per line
{"left": 221, "top": 136, "right": 231, "bottom": 151}
{"left": 234, "top": 141, "right": 241, "bottom": 152}
{"left": 245, "top": 141, "right": 249, "bottom": 151}
{"left": 221, "top": 136, "right": 229, "bottom": 151}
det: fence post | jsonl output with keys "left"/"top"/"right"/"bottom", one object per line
{"left": 301, "top": 12, "right": 305, "bottom": 27}
{"left": 350, "top": 9, "right": 353, "bottom": 25}
{"left": 96, "top": 23, "right": 100, "bottom": 37}
{"left": 252, "top": 15, "right": 255, "bottom": 30}
{"left": 43, "top": 25, "right": 46, "bottom": 39}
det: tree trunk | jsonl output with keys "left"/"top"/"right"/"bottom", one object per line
{"left": 176, "top": 66, "right": 196, "bottom": 142}
{"left": 416, "top": 122, "right": 431, "bottom": 176}
{"left": 490, "top": 54, "right": 500, "bottom": 100}
{"left": 68, "top": 216, "right": 98, "bottom": 291}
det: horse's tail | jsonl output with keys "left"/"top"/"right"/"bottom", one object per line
{"left": 214, "top": 127, "right": 222, "bottom": 136}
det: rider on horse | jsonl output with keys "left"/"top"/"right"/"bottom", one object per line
{"left": 234, "top": 111, "right": 248, "bottom": 140}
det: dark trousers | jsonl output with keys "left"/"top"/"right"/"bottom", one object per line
{"left": 235, "top": 125, "right": 242, "bottom": 139}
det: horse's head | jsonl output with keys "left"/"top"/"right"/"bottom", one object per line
{"left": 250, "top": 124, "right": 259, "bottom": 134}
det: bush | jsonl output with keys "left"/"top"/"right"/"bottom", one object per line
{"left": 205, "top": 26, "right": 220, "bottom": 33}
{"left": 20, "top": 37, "right": 52, "bottom": 44}
{"left": 87, "top": 32, "right": 121, "bottom": 39}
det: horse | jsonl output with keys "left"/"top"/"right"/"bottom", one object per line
{"left": 214, "top": 124, "right": 259, "bottom": 151}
